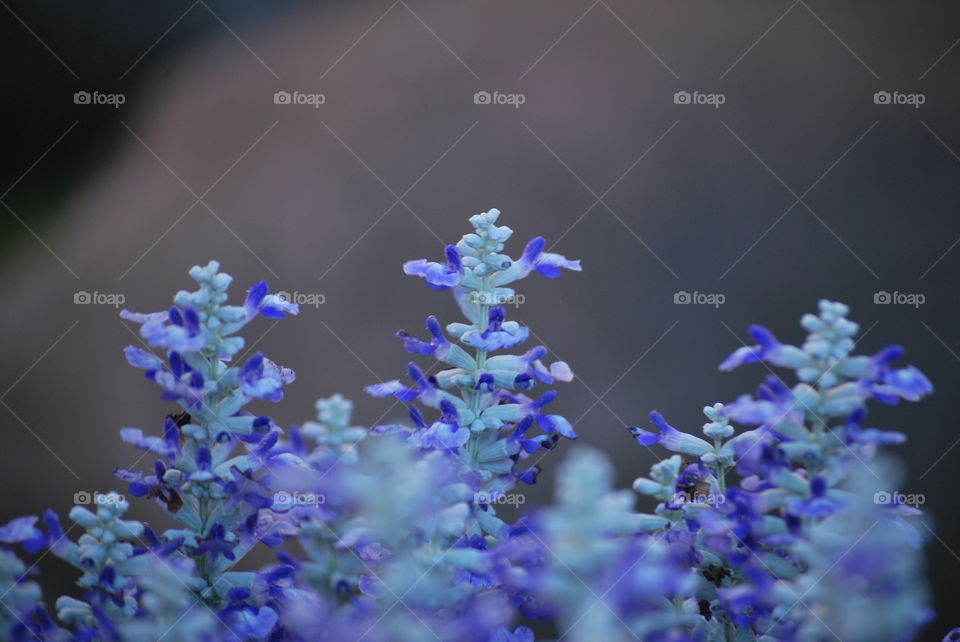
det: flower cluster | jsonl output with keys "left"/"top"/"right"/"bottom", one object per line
{"left": 115, "top": 260, "right": 299, "bottom": 631}
{"left": 629, "top": 300, "right": 935, "bottom": 640}
{"left": 0, "top": 213, "right": 947, "bottom": 642}
{"left": 366, "top": 208, "right": 580, "bottom": 538}
{"left": 513, "top": 447, "right": 703, "bottom": 641}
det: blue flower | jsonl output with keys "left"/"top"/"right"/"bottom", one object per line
{"left": 461, "top": 307, "right": 529, "bottom": 351}
{"left": 403, "top": 245, "right": 464, "bottom": 289}
{"left": 490, "top": 625, "right": 534, "bottom": 642}
{"left": 719, "top": 324, "right": 810, "bottom": 372}
{"left": 243, "top": 280, "right": 299, "bottom": 320}
{"left": 0, "top": 516, "right": 47, "bottom": 553}
{"left": 409, "top": 400, "right": 471, "bottom": 449}
{"left": 119, "top": 416, "right": 181, "bottom": 458}
{"left": 786, "top": 475, "right": 846, "bottom": 518}
{"left": 873, "top": 364, "right": 934, "bottom": 403}
{"left": 10, "top": 604, "right": 61, "bottom": 642}
{"left": 135, "top": 526, "right": 184, "bottom": 558}
{"left": 508, "top": 416, "right": 554, "bottom": 456}
{"left": 241, "top": 353, "right": 295, "bottom": 402}
{"left": 186, "top": 446, "right": 219, "bottom": 483}
{"left": 396, "top": 316, "right": 475, "bottom": 371}
{"left": 122, "top": 307, "right": 207, "bottom": 353}
{"left": 222, "top": 466, "right": 272, "bottom": 511}
{"left": 364, "top": 362, "right": 441, "bottom": 406}
{"left": 193, "top": 523, "right": 236, "bottom": 562}
{"left": 524, "top": 390, "right": 576, "bottom": 439}
{"left": 7, "top": 240, "right": 944, "bottom": 641}
{"left": 219, "top": 587, "right": 279, "bottom": 638}
{"left": 123, "top": 346, "right": 164, "bottom": 373}
{"left": 367, "top": 210, "right": 581, "bottom": 585}
{"left": 514, "top": 235, "right": 582, "bottom": 279}
{"left": 630, "top": 411, "right": 711, "bottom": 456}
{"left": 842, "top": 409, "right": 905, "bottom": 446}
{"left": 718, "top": 566, "right": 776, "bottom": 629}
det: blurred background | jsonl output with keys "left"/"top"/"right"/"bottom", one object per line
{"left": 2, "top": 1, "right": 959, "bottom": 638}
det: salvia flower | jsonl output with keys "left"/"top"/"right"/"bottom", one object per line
{"left": 0, "top": 243, "right": 949, "bottom": 641}
{"left": 367, "top": 209, "right": 580, "bottom": 539}
{"left": 628, "top": 301, "right": 936, "bottom": 641}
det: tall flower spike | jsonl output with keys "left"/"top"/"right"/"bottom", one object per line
{"left": 117, "top": 261, "right": 299, "bottom": 617}
{"left": 367, "top": 208, "right": 580, "bottom": 539}
{"left": 523, "top": 447, "right": 697, "bottom": 640}
{"left": 628, "top": 301, "right": 934, "bottom": 641}
{"left": 0, "top": 255, "right": 948, "bottom": 639}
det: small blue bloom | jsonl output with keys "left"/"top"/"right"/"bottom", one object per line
{"left": 403, "top": 245, "right": 464, "bottom": 289}
{"left": 123, "top": 346, "right": 164, "bottom": 372}
{"left": 516, "top": 236, "right": 582, "bottom": 278}
{"left": 193, "top": 523, "right": 236, "bottom": 562}
{"left": 631, "top": 411, "right": 712, "bottom": 456}
{"left": 490, "top": 625, "right": 534, "bottom": 642}
{"left": 461, "top": 307, "right": 529, "bottom": 351}
{"left": 241, "top": 353, "right": 296, "bottom": 402}
{"left": 122, "top": 307, "right": 207, "bottom": 353}
{"left": 0, "top": 516, "right": 46, "bottom": 553}
{"left": 875, "top": 364, "right": 934, "bottom": 403}
{"left": 244, "top": 280, "right": 300, "bottom": 319}
{"left": 410, "top": 400, "right": 471, "bottom": 449}
{"left": 525, "top": 390, "right": 576, "bottom": 439}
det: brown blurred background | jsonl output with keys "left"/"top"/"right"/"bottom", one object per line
{"left": 2, "top": 1, "right": 959, "bottom": 638}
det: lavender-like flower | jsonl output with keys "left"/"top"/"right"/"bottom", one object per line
{"left": 116, "top": 261, "right": 299, "bottom": 617}
{"left": 518, "top": 447, "right": 701, "bottom": 641}
{"left": 0, "top": 254, "right": 951, "bottom": 642}
{"left": 630, "top": 300, "right": 935, "bottom": 640}
{"left": 0, "top": 549, "right": 50, "bottom": 641}
{"left": 367, "top": 208, "right": 580, "bottom": 538}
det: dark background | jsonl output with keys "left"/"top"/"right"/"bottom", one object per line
{"left": 1, "top": 1, "right": 958, "bottom": 639}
